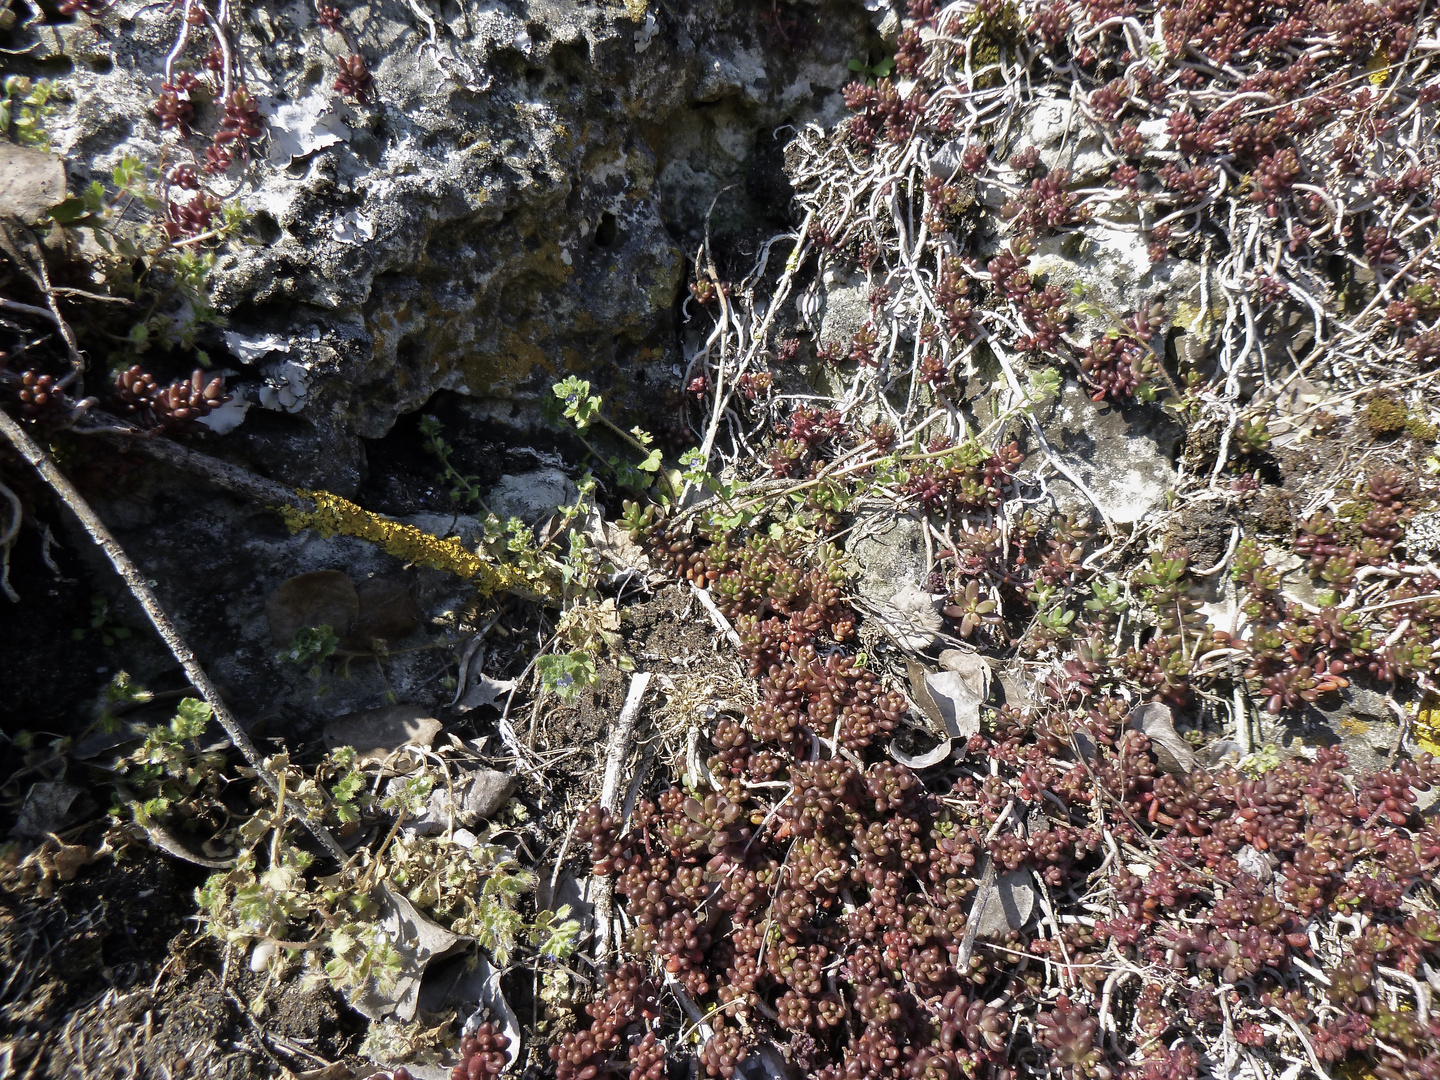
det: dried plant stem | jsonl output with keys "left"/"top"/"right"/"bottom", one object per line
{"left": 112, "top": 784, "right": 236, "bottom": 869}
{"left": 689, "top": 581, "right": 742, "bottom": 648}
{"left": 593, "top": 671, "right": 652, "bottom": 968}
{"left": 0, "top": 475, "right": 21, "bottom": 603}
{"left": 88, "top": 426, "right": 312, "bottom": 510}
{"left": 600, "top": 673, "right": 653, "bottom": 813}
{"left": 0, "top": 409, "right": 346, "bottom": 863}
{"left": 1233, "top": 684, "right": 1254, "bottom": 757}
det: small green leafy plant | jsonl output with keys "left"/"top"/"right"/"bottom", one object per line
{"left": 537, "top": 651, "right": 599, "bottom": 702}
{"left": 119, "top": 698, "right": 226, "bottom": 827}
{"left": 72, "top": 595, "right": 134, "bottom": 647}
{"left": 848, "top": 55, "right": 895, "bottom": 83}
{"left": 418, "top": 414, "right": 490, "bottom": 512}
{"left": 551, "top": 378, "right": 672, "bottom": 499}
{"left": 1, "top": 76, "right": 61, "bottom": 147}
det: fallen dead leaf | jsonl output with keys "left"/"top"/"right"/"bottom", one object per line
{"left": 888, "top": 736, "right": 953, "bottom": 770}
{"left": 583, "top": 509, "right": 651, "bottom": 577}
{"left": 349, "top": 884, "right": 470, "bottom": 1021}
{"left": 418, "top": 951, "right": 522, "bottom": 1071}
{"left": 1127, "top": 701, "right": 1197, "bottom": 776}
{"left": 10, "top": 781, "right": 85, "bottom": 840}
{"left": 873, "top": 584, "right": 943, "bottom": 652}
{"left": 266, "top": 570, "right": 359, "bottom": 647}
{"left": 324, "top": 705, "right": 443, "bottom": 766}
{"left": 349, "top": 575, "right": 422, "bottom": 646}
{"left": 458, "top": 670, "right": 518, "bottom": 713}
{"left": 925, "top": 650, "right": 990, "bottom": 739}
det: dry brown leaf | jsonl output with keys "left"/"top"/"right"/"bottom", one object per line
{"left": 266, "top": 570, "right": 359, "bottom": 646}
{"left": 1127, "top": 702, "right": 1197, "bottom": 776}
{"left": 349, "top": 575, "right": 422, "bottom": 646}
{"left": 324, "top": 705, "right": 443, "bottom": 766}
{"left": 348, "top": 884, "right": 470, "bottom": 1021}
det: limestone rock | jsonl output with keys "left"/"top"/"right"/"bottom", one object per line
{"left": 0, "top": 143, "right": 66, "bottom": 224}
{"left": 847, "top": 513, "right": 929, "bottom": 604}
{"left": 972, "top": 864, "right": 1036, "bottom": 938}
{"left": 1029, "top": 227, "right": 1206, "bottom": 350}
{"left": 324, "top": 704, "right": 442, "bottom": 765}
{"left": 12, "top": 0, "right": 874, "bottom": 492}
{"left": 396, "top": 768, "right": 516, "bottom": 835}
{"left": 1282, "top": 686, "right": 1402, "bottom": 775}
{"left": 487, "top": 468, "right": 579, "bottom": 525}
{"left": 817, "top": 268, "right": 871, "bottom": 353}
{"left": 1038, "top": 381, "right": 1183, "bottom": 525}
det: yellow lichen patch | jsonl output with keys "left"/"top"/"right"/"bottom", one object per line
{"left": 459, "top": 326, "right": 554, "bottom": 395}
{"left": 1416, "top": 693, "right": 1440, "bottom": 756}
{"left": 1172, "top": 300, "right": 1215, "bottom": 339}
{"left": 278, "top": 490, "right": 521, "bottom": 596}
{"left": 1335, "top": 715, "right": 1371, "bottom": 740}
{"left": 1368, "top": 51, "right": 1391, "bottom": 86}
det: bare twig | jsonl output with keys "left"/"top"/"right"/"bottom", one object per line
{"left": 0, "top": 476, "right": 21, "bottom": 603}
{"left": 85, "top": 426, "right": 314, "bottom": 510}
{"left": 0, "top": 408, "right": 346, "bottom": 863}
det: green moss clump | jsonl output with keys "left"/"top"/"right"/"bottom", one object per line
{"left": 1365, "top": 394, "right": 1408, "bottom": 438}
{"left": 1335, "top": 500, "right": 1368, "bottom": 525}
{"left": 1406, "top": 411, "right": 1438, "bottom": 442}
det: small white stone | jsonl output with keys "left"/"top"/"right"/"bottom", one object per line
{"left": 250, "top": 940, "right": 277, "bottom": 972}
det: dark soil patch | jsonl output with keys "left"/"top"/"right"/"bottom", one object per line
{"left": 3, "top": 853, "right": 362, "bottom": 1079}
{"left": 519, "top": 584, "right": 720, "bottom": 801}
{"left": 1, "top": 853, "right": 202, "bottom": 1073}
{"left": 621, "top": 584, "right": 725, "bottom": 671}
{"left": 1163, "top": 501, "right": 1233, "bottom": 569}
{"left": 44, "top": 949, "right": 359, "bottom": 1079}
{"left": 1242, "top": 483, "right": 1295, "bottom": 536}
{"left": 0, "top": 497, "right": 117, "bottom": 729}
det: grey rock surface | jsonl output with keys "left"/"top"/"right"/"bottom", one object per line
{"left": 847, "top": 512, "right": 929, "bottom": 602}
{"left": 403, "top": 768, "right": 516, "bottom": 835}
{"left": 325, "top": 703, "right": 443, "bottom": 763}
{"left": 1276, "top": 685, "right": 1404, "bottom": 776}
{"left": 973, "top": 865, "right": 1036, "bottom": 939}
{"left": 1038, "top": 381, "right": 1183, "bottom": 525}
{"left": 487, "top": 467, "right": 578, "bottom": 524}
{"left": 1028, "top": 228, "right": 1207, "bottom": 351}
{"left": 0, "top": 144, "right": 67, "bottom": 224}
{"left": 13, "top": 0, "right": 874, "bottom": 492}
{"left": 817, "top": 268, "right": 871, "bottom": 353}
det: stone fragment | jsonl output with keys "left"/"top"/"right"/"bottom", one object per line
{"left": 486, "top": 469, "right": 579, "bottom": 525}
{"left": 0, "top": 144, "right": 65, "bottom": 224}
{"left": 1039, "top": 382, "right": 1183, "bottom": 525}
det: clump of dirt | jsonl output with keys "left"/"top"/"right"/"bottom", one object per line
{"left": 3, "top": 853, "right": 360, "bottom": 1079}
{"left": 621, "top": 585, "right": 729, "bottom": 672}
{"left": 519, "top": 584, "right": 730, "bottom": 804}
{"left": 0, "top": 854, "right": 199, "bottom": 1037}
{"left": 46, "top": 959, "right": 357, "bottom": 1079}
{"left": 1162, "top": 502, "right": 1233, "bottom": 569}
